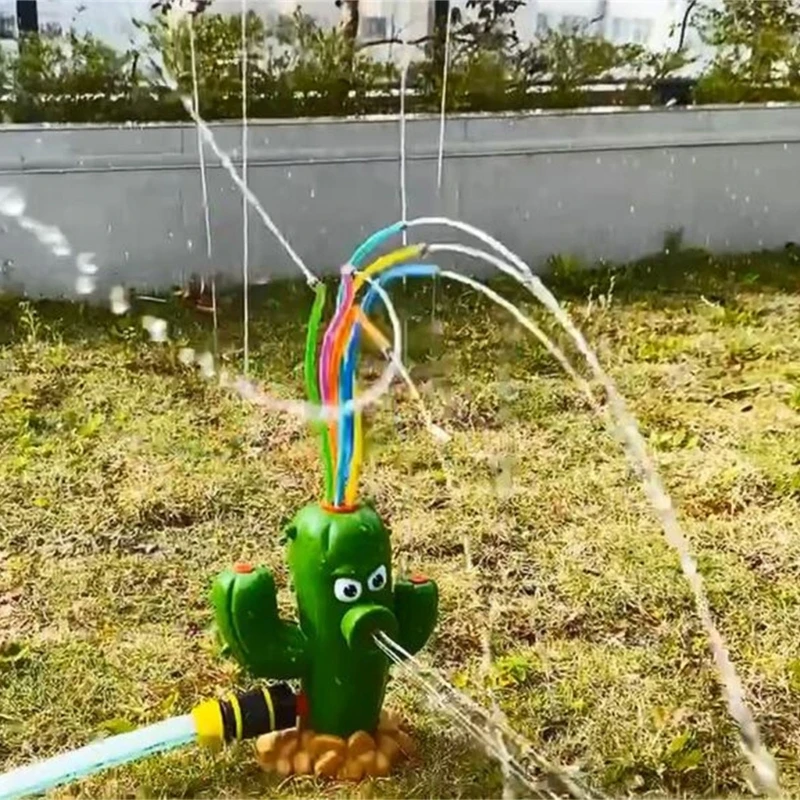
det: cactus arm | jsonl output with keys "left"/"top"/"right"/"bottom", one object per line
{"left": 392, "top": 576, "right": 439, "bottom": 657}
{"left": 211, "top": 565, "right": 308, "bottom": 680}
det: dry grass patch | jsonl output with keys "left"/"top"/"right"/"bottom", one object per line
{"left": 1, "top": 250, "right": 799, "bottom": 797}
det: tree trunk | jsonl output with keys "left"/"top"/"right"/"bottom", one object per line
{"left": 431, "top": 0, "right": 450, "bottom": 77}
{"left": 340, "top": 0, "right": 359, "bottom": 43}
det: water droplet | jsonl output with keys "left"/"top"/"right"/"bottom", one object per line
{"left": 286, "top": 170, "right": 292, "bottom": 179}
{"left": 630, "top": 205, "right": 636, "bottom": 214}
{"left": 124, "top": 251, "right": 130, "bottom": 261}
{"left": 106, "top": 223, "right": 113, "bottom": 234}
{"left": 168, "top": 231, "right": 174, "bottom": 239}
{"left": 310, "top": 188, "right": 316, "bottom": 198}
{"left": 691, "top": 155, "right": 697, "bottom": 164}
{"left": 110, "top": 285, "right": 130, "bottom": 315}
{"left": 196, "top": 351, "right": 215, "bottom": 378}
{"left": 754, "top": 167, "right": 761, "bottom": 176}
{"left": 523, "top": 210, "right": 530, "bottom": 221}
{"left": 0, "top": 187, "right": 26, "bottom": 218}
{"left": 670, "top": 154, "right": 675, "bottom": 165}
{"left": 758, "top": 238, "right": 764, "bottom": 247}
{"left": 75, "top": 275, "right": 95, "bottom": 295}
{"left": 731, "top": 194, "right": 737, "bottom": 201}
{"left": 187, "top": 239, "right": 193, "bottom": 251}
{"left": 724, "top": 238, "right": 730, "bottom": 246}
{"left": 35, "top": 138, "right": 42, "bottom": 145}
{"left": 745, "top": 195, "right": 750, "bottom": 203}
{"left": 263, "top": 136, "right": 270, "bottom": 145}
{"left": 763, "top": 205, "right": 770, "bottom": 213}
{"left": 141, "top": 315, "right": 168, "bottom": 342}
{"left": 556, "top": 200, "right": 563, "bottom": 209}
{"left": 595, "top": 156, "right": 602, "bottom": 165}
{"left": 428, "top": 423, "right": 450, "bottom": 444}
{"left": 76, "top": 252, "right": 98, "bottom": 275}
{"left": 784, "top": 143, "right": 790, "bottom": 151}
{"left": 178, "top": 347, "right": 196, "bottom": 365}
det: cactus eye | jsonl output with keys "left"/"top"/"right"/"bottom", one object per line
{"left": 367, "top": 565, "right": 388, "bottom": 592}
{"left": 334, "top": 577, "right": 363, "bottom": 603}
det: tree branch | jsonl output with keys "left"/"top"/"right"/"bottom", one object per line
{"left": 355, "top": 34, "right": 434, "bottom": 51}
{"left": 356, "top": 33, "right": 470, "bottom": 52}
{"left": 678, "top": 0, "right": 698, "bottom": 51}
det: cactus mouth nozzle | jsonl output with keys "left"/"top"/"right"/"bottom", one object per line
{"left": 341, "top": 604, "right": 398, "bottom": 650}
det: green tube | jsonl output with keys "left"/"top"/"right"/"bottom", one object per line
{"left": 304, "top": 283, "right": 334, "bottom": 503}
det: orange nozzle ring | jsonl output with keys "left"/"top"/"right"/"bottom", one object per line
{"left": 321, "top": 501, "right": 359, "bottom": 514}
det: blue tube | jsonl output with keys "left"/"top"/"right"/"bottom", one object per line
{"left": 349, "top": 221, "right": 404, "bottom": 268}
{"left": 0, "top": 715, "right": 197, "bottom": 800}
{"left": 334, "top": 264, "right": 440, "bottom": 504}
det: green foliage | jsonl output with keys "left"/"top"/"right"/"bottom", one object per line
{"left": 694, "top": 0, "right": 800, "bottom": 102}
{"left": 272, "top": 8, "right": 396, "bottom": 116}
{"left": 533, "top": 23, "right": 641, "bottom": 105}
{"left": 3, "top": 32, "right": 145, "bottom": 123}
{"left": 1, "top": 0, "right": 798, "bottom": 121}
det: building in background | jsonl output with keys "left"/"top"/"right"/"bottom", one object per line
{"left": 0, "top": 0, "right": 712, "bottom": 69}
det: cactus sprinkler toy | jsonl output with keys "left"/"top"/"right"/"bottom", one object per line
{"left": 0, "top": 234, "right": 441, "bottom": 799}
{"left": 212, "top": 256, "right": 440, "bottom": 780}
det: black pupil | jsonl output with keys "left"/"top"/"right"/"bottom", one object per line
{"left": 373, "top": 574, "right": 384, "bottom": 587}
{"left": 344, "top": 584, "right": 357, "bottom": 598}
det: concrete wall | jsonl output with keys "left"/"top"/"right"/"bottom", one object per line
{"left": 0, "top": 104, "right": 798, "bottom": 298}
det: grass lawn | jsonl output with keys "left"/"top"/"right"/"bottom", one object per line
{"left": 1, "top": 248, "right": 799, "bottom": 798}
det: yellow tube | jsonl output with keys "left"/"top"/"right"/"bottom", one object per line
{"left": 262, "top": 688, "right": 276, "bottom": 731}
{"left": 228, "top": 693, "right": 243, "bottom": 741}
{"left": 356, "top": 310, "right": 391, "bottom": 353}
{"left": 191, "top": 699, "right": 225, "bottom": 750}
{"left": 345, "top": 311, "right": 390, "bottom": 506}
{"left": 353, "top": 244, "right": 425, "bottom": 292}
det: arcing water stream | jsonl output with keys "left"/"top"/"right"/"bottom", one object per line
{"left": 0, "top": 8, "right": 781, "bottom": 794}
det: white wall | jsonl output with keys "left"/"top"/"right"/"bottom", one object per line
{"left": 1, "top": 106, "right": 798, "bottom": 298}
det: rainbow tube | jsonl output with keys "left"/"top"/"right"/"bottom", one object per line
{"left": 336, "top": 264, "right": 440, "bottom": 504}
{"left": 304, "top": 236, "right": 443, "bottom": 508}
{"left": 349, "top": 221, "right": 406, "bottom": 267}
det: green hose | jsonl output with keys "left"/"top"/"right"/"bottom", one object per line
{"left": 304, "top": 283, "right": 334, "bottom": 503}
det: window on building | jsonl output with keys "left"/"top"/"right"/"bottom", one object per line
{"left": 562, "top": 14, "right": 588, "bottom": 31}
{"left": 630, "top": 18, "right": 652, "bottom": 43}
{"left": 611, "top": 17, "right": 627, "bottom": 41}
{"left": 0, "top": 13, "right": 15, "bottom": 40}
{"left": 536, "top": 13, "right": 550, "bottom": 34}
{"left": 361, "top": 15, "right": 387, "bottom": 39}
{"left": 41, "top": 21, "right": 63, "bottom": 38}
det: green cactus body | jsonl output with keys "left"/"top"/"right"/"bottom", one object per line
{"left": 212, "top": 502, "right": 438, "bottom": 739}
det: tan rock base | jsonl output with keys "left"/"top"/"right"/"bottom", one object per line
{"left": 255, "top": 710, "right": 414, "bottom": 781}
